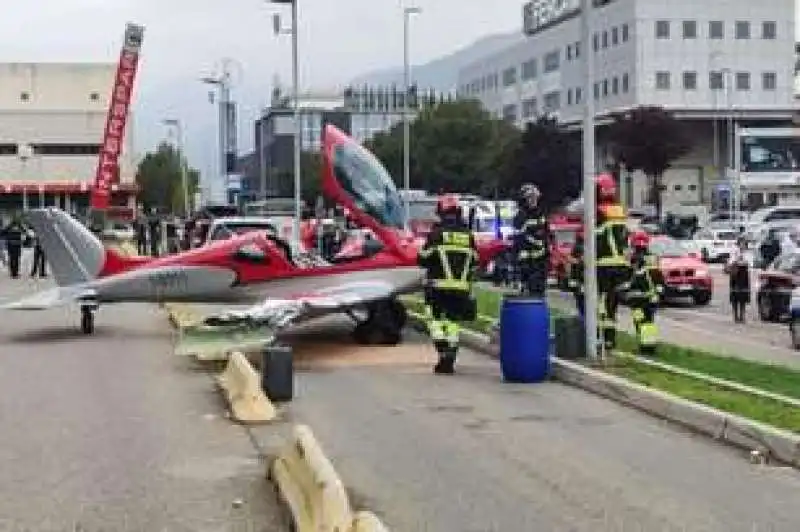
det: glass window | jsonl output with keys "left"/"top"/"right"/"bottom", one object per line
{"left": 740, "top": 136, "right": 800, "bottom": 172}
{"left": 567, "top": 89, "right": 573, "bottom": 105}
{"left": 622, "top": 23, "right": 629, "bottom": 42}
{"left": 612, "top": 77, "right": 619, "bottom": 94}
{"left": 543, "top": 91, "right": 561, "bottom": 112}
{"left": 736, "top": 72, "right": 750, "bottom": 90}
{"left": 522, "top": 97, "right": 538, "bottom": 118}
{"left": 594, "top": 82, "right": 600, "bottom": 100}
{"left": 611, "top": 27, "right": 619, "bottom": 45}
{"left": 502, "top": 67, "right": 517, "bottom": 86}
{"left": 574, "top": 41, "right": 581, "bottom": 57}
{"left": 622, "top": 73, "right": 629, "bottom": 92}
{"left": 762, "top": 72, "right": 777, "bottom": 90}
{"left": 602, "top": 79, "right": 609, "bottom": 97}
{"left": 602, "top": 31, "right": 608, "bottom": 48}
{"left": 331, "top": 140, "right": 405, "bottom": 229}
{"left": 502, "top": 104, "right": 517, "bottom": 122}
{"left": 655, "top": 20, "right": 670, "bottom": 39}
{"left": 566, "top": 44, "right": 572, "bottom": 60}
{"left": 575, "top": 87, "right": 582, "bottom": 104}
{"left": 521, "top": 59, "right": 537, "bottom": 80}
{"left": 656, "top": 71, "right": 671, "bottom": 90}
{"left": 709, "top": 21, "right": 724, "bottom": 39}
{"left": 735, "top": 21, "right": 750, "bottom": 39}
{"left": 593, "top": 33, "right": 599, "bottom": 51}
{"left": 709, "top": 71, "right": 724, "bottom": 90}
{"left": 543, "top": 50, "right": 560, "bottom": 73}
{"left": 762, "top": 21, "right": 777, "bottom": 39}
{"left": 683, "top": 71, "right": 697, "bottom": 90}
{"left": 682, "top": 20, "right": 697, "bottom": 38}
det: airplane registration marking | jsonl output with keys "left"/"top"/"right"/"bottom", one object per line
{"left": 148, "top": 270, "right": 189, "bottom": 293}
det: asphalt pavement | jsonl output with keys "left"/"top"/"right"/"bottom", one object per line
{"left": 251, "top": 320, "right": 800, "bottom": 532}
{"left": 0, "top": 267, "right": 286, "bottom": 531}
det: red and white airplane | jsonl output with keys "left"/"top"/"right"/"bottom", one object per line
{"left": 3, "top": 125, "right": 506, "bottom": 344}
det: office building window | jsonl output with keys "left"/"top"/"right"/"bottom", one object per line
{"left": 502, "top": 67, "right": 517, "bottom": 86}
{"left": 574, "top": 41, "right": 581, "bottom": 58}
{"left": 622, "top": 23, "right": 629, "bottom": 42}
{"left": 602, "top": 79, "right": 609, "bottom": 97}
{"left": 736, "top": 72, "right": 750, "bottom": 90}
{"left": 567, "top": 88, "right": 573, "bottom": 105}
{"left": 566, "top": 44, "right": 572, "bottom": 60}
{"left": 594, "top": 82, "right": 600, "bottom": 100}
{"left": 762, "top": 21, "right": 777, "bottom": 39}
{"left": 655, "top": 20, "right": 669, "bottom": 39}
{"left": 709, "top": 71, "right": 724, "bottom": 90}
{"left": 682, "top": 20, "right": 697, "bottom": 39}
{"left": 602, "top": 30, "right": 608, "bottom": 48}
{"left": 622, "top": 73, "right": 629, "bottom": 92}
{"left": 543, "top": 91, "right": 560, "bottom": 112}
{"left": 709, "top": 21, "right": 724, "bottom": 39}
{"left": 502, "top": 104, "right": 517, "bottom": 122}
{"left": 521, "top": 59, "right": 537, "bottom": 80}
{"left": 593, "top": 33, "right": 599, "bottom": 51}
{"left": 575, "top": 87, "right": 582, "bottom": 104}
{"left": 543, "top": 50, "right": 560, "bottom": 73}
{"left": 656, "top": 71, "right": 671, "bottom": 90}
{"left": 522, "top": 97, "right": 538, "bottom": 118}
{"left": 611, "top": 27, "right": 618, "bottom": 45}
{"left": 762, "top": 71, "right": 777, "bottom": 90}
{"left": 683, "top": 71, "right": 697, "bottom": 90}
{"left": 612, "top": 76, "right": 619, "bottom": 95}
{"left": 735, "top": 21, "right": 750, "bottom": 39}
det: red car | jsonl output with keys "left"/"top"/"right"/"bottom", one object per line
{"left": 648, "top": 236, "right": 712, "bottom": 306}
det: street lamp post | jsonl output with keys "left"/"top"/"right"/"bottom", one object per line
{"left": 403, "top": 6, "right": 421, "bottom": 227}
{"left": 271, "top": 0, "right": 301, "bottom": 251}
{"left": 580, "top": 0, "right": 599, "bottom": 361}
{"left": 163, "top": 118, "right": 190, "bottom": 216}
{"left": 201, "top": 68, "right": 231, "bottom": 206}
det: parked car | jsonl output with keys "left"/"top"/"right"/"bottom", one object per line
{"left": 692, "top": 227, "right": 739, "bottom": 263}
{"left": 756, "top": 251, "right": 800, "bottom": 322}
{"left": 648, "top": 236, "right": 713, "bottom": 305}
{"left": 788, "top": 287, "right": 800, "bottom": 349}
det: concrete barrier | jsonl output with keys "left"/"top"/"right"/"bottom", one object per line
{"left": 216, "top": 351, "right": 277, "bottom": 423}
{"left": 406, "top": 312, "right": 800, "bottom": 469}
{"left": 270, "top": 424, "right": 355, "bottom": 532}
{"left": 350, "top": 511, "right": 390, "bottom": 532}
{"left": 164, "top": 303, "right": 203, "bottom": 330}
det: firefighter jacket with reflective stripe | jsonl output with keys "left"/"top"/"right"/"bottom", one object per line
{"left": 567, "top": 239, "right": 585, "bottom": 293}
{"left": 513, "top": 208, "right": 549, "bottom": 262}
{"left": 596, "top": 203, "right": 629, "bottom": 267}
{"left": 627, "top": 252, "right": 664, "bottom": 302}
{"left": 418, "top": 220, "right": 478, "bottom": 292}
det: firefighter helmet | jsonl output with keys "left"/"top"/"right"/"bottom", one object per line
{"left": 630, "top": 230, "right": 651, "bottom": 249}
{"left": 595, "top": 173, "right": 617, "bottom": 201}
{"left": 436, "top": 194, "right": 461, "bottom": 217}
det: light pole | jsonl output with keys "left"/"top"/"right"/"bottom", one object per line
{"left": 201, "top": 67, "right": 231, "bottom": 206}
{"left": 403, "top": 6, "right": 421, "bottom": 227}
{"left": 580, "top": 0, "right": 599, "bottom": 361}
{"left": 163, "top": 118, "right": 190, "bottom": 216}
{"left": 271, "top": 0, "right": 301, "bottom": 251}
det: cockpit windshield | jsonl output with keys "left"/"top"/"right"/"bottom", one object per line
{"left": 332, "top": 140, "right": 406, "bottom": 229}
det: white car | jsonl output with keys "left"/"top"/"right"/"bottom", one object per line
{"left": 692, "top": 227, "right": 739, "bottom": 263}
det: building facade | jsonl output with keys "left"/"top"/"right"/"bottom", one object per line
{"left": 457, "top": 0, "right": 796, "bottom": 210}
{"left": 0, "top": 62, "right": 137, "bottom": 216}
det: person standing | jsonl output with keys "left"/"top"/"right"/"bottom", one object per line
{"left": 29, "top": 231, "right": 47, "bottom": 278}
{"left": 419, "top": 194, "right": 479, "bottom": 375}
{"left": 513, "top": 183, "right": 550, "bottom": 298}
{"left": 135, "top": 215, "right": 148, "bottom": 255}
{"left": 148, "top": 212, "right": 161, "bottom": 257}
{"left": 624, "top": 231, "right": 664, "bottom": 355}
{"left": 1, "top": 217, "right": 25, "bottom": 278}
{"left": 726, "top": 237, "right": 751, "bottom": 323}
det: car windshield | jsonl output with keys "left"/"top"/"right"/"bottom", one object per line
{"left": 214, "top": 222, "right": 277, "bottom": 239}
{"left": 649, "top": 238, "right": 687, "bottom": 257}
{"left": 332, "top": 140, "right": 405, "bottom": 229}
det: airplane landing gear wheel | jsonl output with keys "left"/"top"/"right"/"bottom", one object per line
{"left": 81, "top": 307, "right": 95, "bottom": 335}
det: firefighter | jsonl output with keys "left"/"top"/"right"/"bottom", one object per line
{"left": 418, "top": 194, "right": 479, "bottom": 375}
{"left": 623, "top": 230, "right": 664, "bottom": 355}
{"left": 513, "top": 183, "right": 550, "bottom": 298}
{"left": 1, "top": 216, "right": 25, "bottom": 278}
{"left": 567, "top": 229, "right": 585, "bottom": 319}
{"left": 595, "top": 173, "right": 631, "bottom": 352}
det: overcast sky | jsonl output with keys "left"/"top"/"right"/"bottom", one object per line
{"left": 1, "top": 0, "right": 521, "bottom": 181}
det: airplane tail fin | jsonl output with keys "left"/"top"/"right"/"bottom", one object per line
{"left": 24, "top": 208, "right": 146, "bottom": 287}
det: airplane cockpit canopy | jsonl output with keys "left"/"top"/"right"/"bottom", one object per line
{"left": 331, "top": 139, "right": 406, "bottom": 231}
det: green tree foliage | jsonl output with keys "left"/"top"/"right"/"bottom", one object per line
{"left": 273, "top": 151, "right": 324, "bottom": 204}
{"left": 504, "top": 116, "right": 582, "bottom": 212}
{"left": 607, "top": 106, "right": 692, "bottom": 218}
{"left": 135, "top": 142, "right": 200, "bottom": 215}
{"left": 365, "top": 99, "right": 519, "bottom": 195}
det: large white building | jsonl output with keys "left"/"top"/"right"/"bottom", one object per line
{"left": 0, "top": 62, "right": 136, "bottom": 216}
{"left": 457, "top": 0, "right": 796, "bottom": 211}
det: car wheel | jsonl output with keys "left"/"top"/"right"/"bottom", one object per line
{"left": 758, "top": 294, "right": 776, "bottom": 322}
{"left": 791, "top": 318, "right": 800, "bottom": 350}
{"left": 692, "top": 291, "right": 711, "bottom": 306}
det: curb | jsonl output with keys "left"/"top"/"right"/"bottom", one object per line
{"left": 269, "top": 424, "right": 391, "bottom": 532}
{"left": 408, "top": 313, "right": 800, "bottom": 468}
{"left": 216, "top": 351, "right": 277, "bottom": 424}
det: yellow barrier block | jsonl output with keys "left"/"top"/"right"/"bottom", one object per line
{"left": 270, "top": 424, "right": 354, "bottom": 532}
{"left": 216, "top": 351, "right": 277, "bottom": 423}
{"left": 350, "top": 511, "right": 390, "bottom": 532}
{"left": 164, "top": 303, "right": 203, "bottom": 329}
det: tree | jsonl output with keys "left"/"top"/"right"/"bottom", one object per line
{"left": 607, "top": 106, "right": 692, "bottom": 218}
{"left": 135, "top": 142, "right": 200, "bottom": 215}
{"left": 273, "top": 151, "right": 323, "bottom": 204}
{"left": 365, "top": 99, "right": 519, "bottom": 194}
{"left": 504, "top": 116, "right": 582, "bottom": 212}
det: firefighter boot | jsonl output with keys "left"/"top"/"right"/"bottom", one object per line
{"left": 434, "top": 344, "right": 456, "bottom": 375}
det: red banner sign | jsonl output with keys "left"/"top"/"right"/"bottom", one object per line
{"left": 91, "top": 23, "right": 144, "bottom": 210}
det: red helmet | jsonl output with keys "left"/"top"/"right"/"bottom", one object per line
{"left": 436, "top": 194, "right": 460, "bottom": 217}
{"left": 596, "top": 173, "right": 617, "bottom": 201}
{"left": 630, "top": 230, "right": 650, "bottom": 249}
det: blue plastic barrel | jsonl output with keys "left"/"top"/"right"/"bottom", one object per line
{"left": 499, "top": 296, "right": 550, "bottom": 383}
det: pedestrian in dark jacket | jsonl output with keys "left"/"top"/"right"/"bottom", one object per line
{"left": 1, "top": 218, "right": 25, "bottom": 278}
{"left": 30, "top": 232, "right": 47, "bottom": 278}
{"left": 725, "top": 237, "right": 751, "bottom": 323}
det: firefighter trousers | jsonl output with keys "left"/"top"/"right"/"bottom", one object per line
{"left": 630, "top": 300, "right": 658, "bottom": 355}
{"left": 597, "top": 265, "right": 631, "bottom": 351}
{"left": 520, "top": 259, "right": 548, "bottom": 298}
{"left": 424, "top": 290, "right": 470, "bottom": 363}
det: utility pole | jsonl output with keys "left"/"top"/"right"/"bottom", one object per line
{"left": 403, "top": 6, "right": 421, "bottom": 228}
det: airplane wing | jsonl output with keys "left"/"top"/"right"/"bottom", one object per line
{"left": 201, "top": 278, "right": 402, "bottom": 331}
{"left": 0, "top": 285, "right": 97, "bottom": 310}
